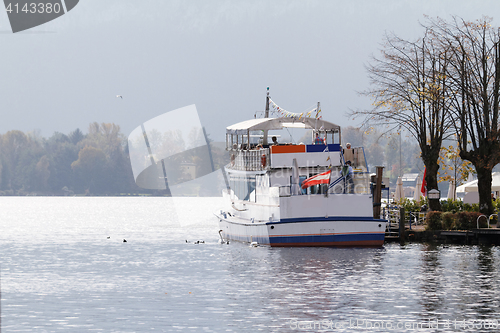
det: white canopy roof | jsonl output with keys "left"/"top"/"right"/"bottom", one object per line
{"left": 456, "top": 180, "right": 472, "bottom": 193}
{"left": 456, "top": 172, "right": 500, "bottom": 193}
{"left": 226, "top": 117, "right": 341, "bottom": 135}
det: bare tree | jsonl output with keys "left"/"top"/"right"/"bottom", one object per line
{"left": 352, "top": 30, "right": 454, "bottom": 210}
{"left": 430, "top": 17, "right": 500, "bottom": 214}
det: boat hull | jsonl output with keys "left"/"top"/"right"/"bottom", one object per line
{"left": 216, "top": 213, "right": 386, "bottom": 247}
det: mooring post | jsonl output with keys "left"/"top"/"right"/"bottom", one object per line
{"left": 399, "top": 207, "right": 405, "bottom": 243}
{"left": 373, "top": 166, "right": 384, "bottom": 219}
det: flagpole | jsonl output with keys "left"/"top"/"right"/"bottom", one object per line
{"left": 263, "top": 87, "right": 270, "bottom": 146}
{"left": 325, "top": 165, "right": 332, "bottom": 198}
{"left": 314, "top": 102, "right": 320, "bottom": 132}
{"left": 399, "top": 125, "right": 402, "bottom": 177}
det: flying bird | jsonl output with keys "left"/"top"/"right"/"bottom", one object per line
{"left": 116, "top": 95, "right": 123, "bottom": 99}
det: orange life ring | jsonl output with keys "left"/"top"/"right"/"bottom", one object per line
{"left": 261, "top": 154, "right": 267, "bottom": 168}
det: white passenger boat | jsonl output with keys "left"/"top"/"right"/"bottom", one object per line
{"left": 215, "top": 91, "right": 387, "bottom": 247}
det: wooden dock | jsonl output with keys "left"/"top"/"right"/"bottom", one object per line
{"left": 439, "top": 228, "right": 500, "bottom": 245}
{"left": 385, "top": 227, "right": 500, "bottom": 245}
{"left": 383, "top": 207, "right": 500, "bottom": 245}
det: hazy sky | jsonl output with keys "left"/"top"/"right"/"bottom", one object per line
{"left": 2, "top": 0, "right": 500, "bottom": 141}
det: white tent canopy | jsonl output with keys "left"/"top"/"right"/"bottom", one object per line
{"left": 456, "top": 181, "right": 471, "bottom": 193}
{"left": 447, "top": 179, "right": 457, "bottom": 200}
{"left": 414, "top": 177, "right": 422, "bottom": 203}
{"left": 226, "top": 117, "right": 340, "bottom": 135}
{"left": 456, "top": 172, "right": 500, "bottom": 193}
{"left": 394, "top": 176, "right": 404, "bottom": 201}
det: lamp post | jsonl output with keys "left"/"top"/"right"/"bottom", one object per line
{"left": 399, "top": 126, "right": 402, "bottom": 177}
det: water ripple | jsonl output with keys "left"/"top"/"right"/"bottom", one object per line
{"left": 1, "top": 198, "right": 500, "bottom": 332}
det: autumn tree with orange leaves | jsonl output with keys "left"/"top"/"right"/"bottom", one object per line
{"left": 437, "top": 142, "right": 474, "bottom": 187}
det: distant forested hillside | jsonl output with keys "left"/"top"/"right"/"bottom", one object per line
{"left": 0, "top": 123, "right": 227, "bottom": 196}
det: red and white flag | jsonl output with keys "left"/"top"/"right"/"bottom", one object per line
{"left": 301, "top": 170, "right": 332, "bottom": 189}
{"left": 421, "top": 167, "right": 427, "bottom": 197}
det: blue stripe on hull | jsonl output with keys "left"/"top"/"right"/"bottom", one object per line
{"left": 223, "top": 232, "right": 385, "bottom": 247}
{"left": 275, "top": 216, "right": 386, "bottom": 224}
{"left": 218, "top": 215, "right": 386, "bottom": 247}
{"left": 269, "top": 233, "right": 385, "bottom": 247}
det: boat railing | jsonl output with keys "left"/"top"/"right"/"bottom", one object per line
{"left": 383, "top": 207, "right": 427, "bottom": 233}
{"left": 386, "top": 207, "right": 400, "bottom": 230}
{"left": 229, "top": 148, "right": 270, "bottom": 171}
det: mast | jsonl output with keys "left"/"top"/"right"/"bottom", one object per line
{"left": 314, "top": 101, "right": 320, "bottom": 132}
{"left": 263, "top": 87, "right": 270, "bottom": 145}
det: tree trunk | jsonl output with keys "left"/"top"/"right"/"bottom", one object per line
{"left": 475, "top": 165, "right": 494, "bottom": 215}
{"left": 425, "top": 160, "right": 442, "bottom": 211}
{"left": 422, "top": 145, "right": 442, "bottom": 211}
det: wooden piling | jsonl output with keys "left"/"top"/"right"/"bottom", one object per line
{"left": 399, "top": 207, "right": 405, "bottom": 243}
{"left": 373, "top": 166, "right": 384, "bottom": 219}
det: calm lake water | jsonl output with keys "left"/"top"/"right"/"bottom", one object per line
{"left": 1, "top": 197, "right": 500, "bottom": 332}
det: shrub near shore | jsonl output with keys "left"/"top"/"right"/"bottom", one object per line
{"left": 397, "top": 198, "right": 498, "bottom": 231}
{"left": 425, "top": 211, "right": 488, "bottom": 231}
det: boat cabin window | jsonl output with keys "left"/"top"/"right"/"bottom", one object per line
{"left": 299, "top": 176, "right": 307, "bottom": 194}
{"left": 308, "top": 184, "right": 328, "bottom": 195}
{"left": 226, "top": 125, "right": 340, "bottom": 150}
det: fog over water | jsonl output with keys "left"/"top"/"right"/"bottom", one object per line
{"left": 2, "top": 1, "right": 500, "bottom": 141}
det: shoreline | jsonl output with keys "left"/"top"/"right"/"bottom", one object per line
{"left": 388, "top": 227, "right": 500, "bottom": 246}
